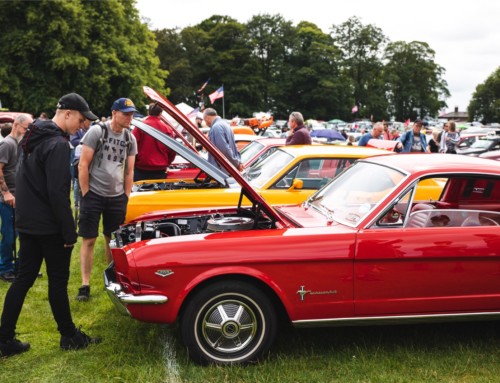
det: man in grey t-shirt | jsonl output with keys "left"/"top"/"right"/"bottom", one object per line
{"left": 0, "top": 114, "right": 32, "bottom": 282}
{"left": 76, "top": 98, "right": 137, "bottom": 301}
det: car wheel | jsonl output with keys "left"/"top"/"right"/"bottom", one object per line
{"left": 181, "top": 280, "right": 277, "bottom": 365}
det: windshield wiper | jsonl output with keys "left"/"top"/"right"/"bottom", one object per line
{"left": 319, "top": 203, "right": 335, "bottom": 224}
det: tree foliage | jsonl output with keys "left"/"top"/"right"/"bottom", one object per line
{"left": 157, "top": 14, "right": 452, "bottom": 122}
{"left": 384, "top": 41, "right": 449, "bottom": 121}
{"left": 0, "top": 0, "right": 166, "bottom": 117}
{"left": 468, "top": 67, "right": 500, "bottom": 123}
{"left": 0, "top": 3, "right": 465, "bottom": 122}
{"left": 330, "top": 17, "right": 388, "bottom": 120}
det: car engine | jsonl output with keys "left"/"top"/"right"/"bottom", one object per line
{"left": 113, "top": 209, "right": 275, "bottom": 247}
{"left": 132, "top": 179, "right": 223, "bottom": 192}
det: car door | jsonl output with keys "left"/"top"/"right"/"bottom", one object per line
{"left": 353, "top": 180, "right": 500, "bottom": 317}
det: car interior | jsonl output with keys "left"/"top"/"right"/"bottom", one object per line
{"left": 378, "top": 175, "right": 500, "bottom": 228}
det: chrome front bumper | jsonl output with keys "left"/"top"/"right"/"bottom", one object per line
{"left": 104, "top": 265, "right": 168, "bottom": 317}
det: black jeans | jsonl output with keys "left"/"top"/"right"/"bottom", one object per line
{"left": 0, "top": 233, "right": 76, "bottom": 341}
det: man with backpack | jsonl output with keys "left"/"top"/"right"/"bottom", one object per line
{"left": 76, "top": 98, "right": 137, "bottom": 301}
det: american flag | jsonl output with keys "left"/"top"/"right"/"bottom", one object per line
{"left": 209, "top": 86, "right": 224, "bottom": 104}
{"left": 197, "top": 78, "right": 210, "bottom": 93}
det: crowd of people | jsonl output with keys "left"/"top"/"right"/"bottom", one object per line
{"left": 356, "top": 119, "right": 460, "bottom": 154}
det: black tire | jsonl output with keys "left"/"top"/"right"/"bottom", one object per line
{"left": 180, "top": 280, "right": 277, "bottom": 365}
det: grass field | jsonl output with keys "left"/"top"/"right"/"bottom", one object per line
{"left": 1, "top": 234, "right": 500, "bottom": 382}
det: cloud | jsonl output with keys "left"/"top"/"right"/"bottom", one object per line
{"left": 136, "top": 0, "right": 500, "bottom": 113}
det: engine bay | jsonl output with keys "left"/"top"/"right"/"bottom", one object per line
{"left": 132, "top": 178, "right": 223, "bottom": 192}
{"left": 113, "top": 207, "right": 275, "bottom": 247}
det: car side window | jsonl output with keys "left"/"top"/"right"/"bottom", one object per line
{"left": 272, "top": 158, "right": 355, "bottom": 190}
{"left": 376, "top": 188, "right": 413, "bottom": 227}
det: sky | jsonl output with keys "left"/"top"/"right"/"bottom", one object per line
{"left": 135, "top": 0, "right": 500, "bottom": 113}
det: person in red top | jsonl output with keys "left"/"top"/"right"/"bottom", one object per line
{"left": 133, "top": 103, "right": 176, "bottom": 181}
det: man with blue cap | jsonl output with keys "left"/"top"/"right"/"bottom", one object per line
{"left": 76, "top": 98, "right": 138, "bottom": 301}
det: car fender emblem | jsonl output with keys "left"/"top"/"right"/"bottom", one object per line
{"left": 297, "top": 285, "right": 338, "bottom": 301}
{"left": 297, "top": 286, "right": 311, "bottom": 301}
{"left": 155, "top": 269, "right": 174, "bottom": 277}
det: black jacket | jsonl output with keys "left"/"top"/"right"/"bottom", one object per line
{"left": 16, "top": 119, "right": 77, "bottom": 245}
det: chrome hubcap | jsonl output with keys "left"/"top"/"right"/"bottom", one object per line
{"left": 201, "top": 299, "right": 258, "bottom": 354}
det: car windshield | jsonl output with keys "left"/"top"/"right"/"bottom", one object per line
{"left": 239, "top": 140, "right": 265, "bottom": 165}
{"left": 308, "top": 161, "right": 406, "bottom": 226}
{"left": 470, "top": 139, "right": 492, "bottom": 149}
{"left": 244, "top": 149, "right": 294, "bottom": 188}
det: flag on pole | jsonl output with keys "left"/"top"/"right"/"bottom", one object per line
{"left": 209, "top": 86, "right": 224, "bottom": 104}
{"left": 197, "top": 78, "right": 210, "bottom": 93}
{"left": 351, "top": 105, "right": 358, "bottom": 114}
{"left": 404, "top": 118, "right": 411, "bottom": 127}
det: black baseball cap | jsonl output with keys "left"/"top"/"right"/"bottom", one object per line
{"left": 57, "top": 93, "right": 98, "bottom": 121}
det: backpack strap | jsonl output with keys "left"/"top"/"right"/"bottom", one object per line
{"left": 123, "top": 127, "right": 132, "bottom": 154}
{"left": 98, "top": 122, "right": 108, "bottom": 152}
{"left": 93, "top": 122, "right": 132, "bottom": 170}
{"left": 92, "top": 122, "right": 108, "bottom": 168}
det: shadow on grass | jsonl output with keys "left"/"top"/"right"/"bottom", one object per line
{"left": 274, "top": 320, "right": 500, "bottom": 354}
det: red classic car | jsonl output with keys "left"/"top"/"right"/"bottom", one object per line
{"left": 0, "top": 111, "right": 33, "bottom": 123}
{"left": 105, "top": 87, "right": 500, "bottom": 365}
{"left": 479, "top": 149, "right": 500, "bottom": 161}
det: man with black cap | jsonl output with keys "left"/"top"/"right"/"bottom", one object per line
{"left": 77, "top": 98, "right": 137, "bottom": 301}
{"left": 0, "top": 93, "right": 101, "bottom": 358}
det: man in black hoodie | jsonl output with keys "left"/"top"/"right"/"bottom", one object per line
{"left": 0, "top": 93, "right": 101, "bottom": 357}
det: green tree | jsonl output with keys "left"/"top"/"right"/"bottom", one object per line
{"left": 154, "top": 27, "right": 193, "bottom": 104}
{"left": 283, "top": 21, "right": 348, "bottom": 120}
{"left": 197, "top": 15, "right": 259, "bottom": 117}
{"left": 246, "top": 14, "right": 296, "bottom": 117}
{"left": 330, "top": 16, "right": 388, "bottom": 120}
{"left": 468, "top": 67, "right": 500, "bottom": 123}
{"left": 384, "top": 41, "right": 448, "bottom": 121}
{"left": 0, "top": 0, "right": 166, "bottom": 117}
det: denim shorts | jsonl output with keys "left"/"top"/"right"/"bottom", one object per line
{"left": 78, "top": 190, "right": 128, "bottom": 238}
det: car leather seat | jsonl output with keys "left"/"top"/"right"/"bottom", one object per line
{"left": 406, "top": 203, "right": 436, "bottom": 228}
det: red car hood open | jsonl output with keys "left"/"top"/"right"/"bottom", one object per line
{"left": 142, "top": 86, "right": 288, "bottom": 227}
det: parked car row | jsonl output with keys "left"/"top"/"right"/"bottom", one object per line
{"left": 126, "top": 125, "right": 394, "bottom": 222}
{"left": 103, "top": 87, "right": 500, "bottom": 366}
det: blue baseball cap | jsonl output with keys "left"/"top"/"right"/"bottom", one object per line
{"left": 111, "top": 98, "right": 137, "bottom": 113}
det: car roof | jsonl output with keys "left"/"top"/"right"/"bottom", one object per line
{"left": 234, "top": 134, "right": 259, "bottom": 141}
{"left": 361, "top": 153, "right": 500, "bottom": 175}
{"left": 0, "top": 111, "right": 33, "bottom": 123}
{"left": 280, "top": 144, "right": 391, "bottom": 158}
{"left": 252, "top": 137, "right": 286, "bottom": 146}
